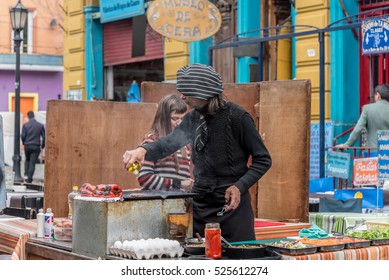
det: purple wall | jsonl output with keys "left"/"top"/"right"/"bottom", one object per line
{"left": 0, "top": 70, "right": 63, "bottom": 111}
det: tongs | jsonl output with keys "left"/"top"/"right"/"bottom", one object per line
{"left": 221, "top": 236, "right": 233, "bottom": 247}
{"left": 217, "top": 204, "right": 229, "bottom": 216}
{"left": 331, "top": 231, "right": 344, "bottom": 237}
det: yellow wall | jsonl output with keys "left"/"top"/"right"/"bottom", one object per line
{"left": 277, "top": 21, "right": 292, "bottom": 80}
{"left": 295, "top": 0, "right": 330, "bottom": 120}
{"left": 164, "top": 38, "right": 189, "bottom": 81}
{"left": 63, "top": 0, "right": 86, "bottom": 99}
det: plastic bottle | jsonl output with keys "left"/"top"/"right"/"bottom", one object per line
{"left": 128, "top": 162, "right": 141, "bottom": 176}
{"left": 36, "top": 208, "right": 45, "bottom": 238}
{"left": 68, "top": 186, "right": 79, "bottom": 219}
{"left": 44, "top": 208, "right": 54, "bottom": 239}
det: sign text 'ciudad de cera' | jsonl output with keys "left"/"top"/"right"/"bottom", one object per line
{"left": 147, "top": 0, "right": 222, "bottom": 42}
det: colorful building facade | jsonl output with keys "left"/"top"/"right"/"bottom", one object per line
{"left": 63, "top": 0, "right": 389, "bottom": 146}
{"left": 0, "top": 0, "right": 64, "bottom": 117}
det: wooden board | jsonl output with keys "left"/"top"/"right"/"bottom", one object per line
{"left": 258, "top": 80, "right": 311, "bottom": 222}
{"left": 45, "top": 80, "right": 311, "bottom": 220}
{"left": 142, "top": 82, "right": 259, "bottom": 119}
{"left": 44, "top": 100, "right": 158, "bottom": 217}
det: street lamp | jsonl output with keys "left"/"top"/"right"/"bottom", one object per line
{"left": 10, "top": 0, "right": 28, "bottom": 183}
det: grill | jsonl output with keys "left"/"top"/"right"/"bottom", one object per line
{"left": 72, "top": 190, "right": 196, "bottom": 258}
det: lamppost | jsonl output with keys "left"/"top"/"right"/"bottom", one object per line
{"left": 10, "top": 0, "right": 28, "bottom": 183}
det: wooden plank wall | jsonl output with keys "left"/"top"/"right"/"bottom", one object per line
{"left": 44, "top": 80, "right": 311, "bottom": 221}
{"left": 44, "top": 100, "right": 158, "bottom": 217}
{"left": 258, "top": 80, "right": 311, "bottom": 222}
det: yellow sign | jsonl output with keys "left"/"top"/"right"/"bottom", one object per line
{"left": 147, "top": 0, "right": 222, "bottom": 42}
{"left": 354, "top": 192, "right": 363, "bottom": 199}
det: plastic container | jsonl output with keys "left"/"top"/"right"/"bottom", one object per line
{"left": 128, "top": 162, "right": 140, "bottom": 176}
{"left": 36, "top": 208, "right": 45, "bottom": 238}
{"left": 44, "top": 208, "right": 54, "bottom": 239}
{"left": 53, "top": 225, "right": 72, "bottom": 242}
{"left": 205, "top": 223, "right": 221, "bottom": 259}
{"left": 68, "top": 186, "right": 79, "bottom": 219}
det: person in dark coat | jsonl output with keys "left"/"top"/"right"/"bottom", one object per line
{"left": 21, "top": 111, "right": 45, "bottom": 183}
{"left": 123, "top": 64, "right": 272, "bottom": 242}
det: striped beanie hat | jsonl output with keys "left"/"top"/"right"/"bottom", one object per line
{"left": 176, "top": 64, "right": 223, "bottom": 100}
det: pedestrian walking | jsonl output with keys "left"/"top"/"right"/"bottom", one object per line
{"left": 21, "top": 111, "right": 45, "bottom": 183}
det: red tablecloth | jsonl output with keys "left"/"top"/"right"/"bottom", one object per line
{"left": 281, "top": 245, "right": 389, "bottom": 260}
{"left": 254, "top": 220, "right": 286, "bottom": 227}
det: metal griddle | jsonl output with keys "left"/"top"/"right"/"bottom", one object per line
{"left": 122, "top": 190, "right": 197, "bottom": 200}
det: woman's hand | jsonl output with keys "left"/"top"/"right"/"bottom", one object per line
{"left": 122, "top": 147, "right": 147, "bottom": 170}
{"left": 224, "top": 185, "right": 241, "bottom": 211}
{"left": 180, "top": 178, "right": 194, "bottom": 192}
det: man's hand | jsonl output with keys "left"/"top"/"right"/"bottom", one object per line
{"left": 122, "top": 147, "right": 147, "bottom": 170}
{"left": 224, "top": 185, "right": 241, "bottom": 212}
{"left": 335, "top": 143, "right": 349, "bottom": 150}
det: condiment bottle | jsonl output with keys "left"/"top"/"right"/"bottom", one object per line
{"left": 44, "top": 208, "right": 54, "bottom": 239}
{"left": 128, "top": 162, "right": 140, "bottom": 176}
{"left": 68, "top": 186, "right": 78, "bottom": 219}
{"left": 36, "top": 208, "right": 45, "bottom": 238}
{"left": 205, "top": 222, "right": 222, "bottom": 259}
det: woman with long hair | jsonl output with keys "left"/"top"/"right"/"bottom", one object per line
{"left": 137, "top": 94, "right": 193, "bottom": 191}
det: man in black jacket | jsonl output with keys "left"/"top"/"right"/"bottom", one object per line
{"left": 21, "top": 111, "right": 45, "bottom": 183}
{"left": 123, "top": 64, "right": 272, "bottom": 242}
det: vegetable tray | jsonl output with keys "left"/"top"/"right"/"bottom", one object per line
{"left": 265, "top": 244, "right": 318, "bottom": 256}
{"left": 317, "top": 243, "right": 345, "bottom": 252}
{"left": 369, "top": 238, "right": 389, "bottom": 246}
{"left": 332, "top": 237, "right": 371, "bottom": 249}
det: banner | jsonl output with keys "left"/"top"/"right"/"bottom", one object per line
{"left": 99, "top": 0, "right": 145, "bottom": 23}
{"left": 361, "top": 17, "right": 389, "bottom": 55}
{"left": 309, "top": 177, "right": 334, "bottom": 193}
{"left": 147, "top": 0, "right": 221, "bottom": 42}
{"left": 335, "top": 188, "right": 383, "bottom": 209}
{"left": 378, "top": 130, "right": 389, "bottom": 184}
{"left": 353, "top": 157, "right": 378, "bottom": 186}
{"left": 326, "top": 151, "right": 351, "bottom": 179}
{"left": 309, "top": 121, "right": 333, "bottom": 179}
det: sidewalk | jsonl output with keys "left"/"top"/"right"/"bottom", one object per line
{"left": 4, "top": 162, "right": 44, "bottom": 185}
{"left": 30, "top": 162, "right": 44, "bottom": 184}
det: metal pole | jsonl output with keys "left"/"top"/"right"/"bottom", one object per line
{"left": 369, "top": 55, "right": 373, "bottom": 103}
{"left": 257, "top": 42, "right": 263, "bottom": 82}
{"left": 13, "top": 30, "right": 23, "bottom": 183}
{"left": 319, "top": 31, "right": 325, "bottom": 178}
{"left": 208, "top": 46, "right": 213, "bottom": 66}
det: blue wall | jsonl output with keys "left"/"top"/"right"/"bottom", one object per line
{"left": 237, "top": 1, "right": 260, "bottom": 83}
{"left": 190, "top": 38, "right": 213, "bottom": 65}
{"left": 84, "top": 6, "right": 104, "bottom": 100}
{"left": 329, "top": 0, "right": 359, "bottom": 144}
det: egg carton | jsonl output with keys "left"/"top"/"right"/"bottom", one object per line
{"left": 110, "top": 238, "right": 184, "bottom": 260}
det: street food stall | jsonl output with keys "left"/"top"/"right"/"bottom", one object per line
{"left": 0, "top": 80, "right": 317, "bottom": 260}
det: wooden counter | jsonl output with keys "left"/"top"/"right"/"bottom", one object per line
{"left": 1, "top": 218, "right": 311, "bottom": 260}
{"left": 26, "top": 238, "right": 93, "bottom": 260}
